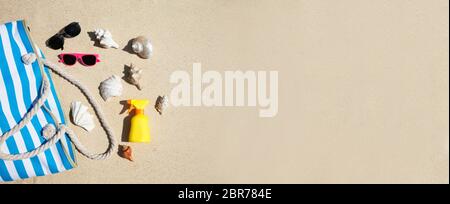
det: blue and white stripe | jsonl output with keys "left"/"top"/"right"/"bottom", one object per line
{"left": 0, "top": 20, "right": 76, "bottom": 182}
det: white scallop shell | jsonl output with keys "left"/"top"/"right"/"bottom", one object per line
{"left": 94, "top": 28, "right": 119, "bottom": 49}
{"left": 131, "top": 36, "right": 153, "bottom": 59}
{"left": 99, "top": 75, "right": 123, "bottom": 101}
{"left": 70, "top": 101, "right": 95, "bottom": 132}
{"left": 21, "top": 53, "right": 36, "bottom": 65}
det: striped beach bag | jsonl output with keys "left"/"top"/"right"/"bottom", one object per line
{"left": 0, "top": 20, "right": 116, "bottom": 182}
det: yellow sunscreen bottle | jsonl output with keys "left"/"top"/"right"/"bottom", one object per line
{"left": 127, "top": 99, "right": 151, "bottom": 143}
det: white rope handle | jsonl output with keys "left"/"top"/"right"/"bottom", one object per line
{"left": 0, "top": 58, "right": 117, "bottom": 160}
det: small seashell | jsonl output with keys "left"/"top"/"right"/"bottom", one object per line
{"left": 155, "top": 95, "right": 169, "bottom": 115}
{"left": 42, "top": 124, "right": 56, "bottom": 140}
{"left": 99, "top": 75, "right": 123, "bottom": 101}
{"left": 119, "top": 145, "right": 133, "bottom": 161}
{"left": 131, "top": 36, "right": 153, "bottom": 59}
{"left": 94, "top": 28, "right": 119, "bottom": 49}
{"left": 22, "top": 53, "right": 37, "bottom": 65}
{"left": 70, "top": 101, "right": 95, "bottom": 131}
{"left": 124, "top": 63, "right": 143, "bottom": 90}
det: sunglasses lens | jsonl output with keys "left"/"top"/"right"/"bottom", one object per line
{"left": 63, "top": 22, "right": 81, "bottom": 38}
{"left": 81, "top": 55, "right": 97, "bottom": 66}
{"left": 62, "top": 55, "right": 77, "bottom": 65}
{"left": 47, "top": 34, "right": 64, "bottom": 50}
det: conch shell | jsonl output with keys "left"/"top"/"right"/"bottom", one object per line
{"left": 22, "top": 53, "right": 36, "bottom": 65}
{"left": 123, "top": 63, "right": 143, "bottom": 90}
{"left": 99, "top": 75, "right": 123, "bottom": 101}
{"left": 119, "top": 145, "right": 133, "bottom": 161}
{"left": 155, "top": 95, "right": 169, "bottom": 115}
{"left": 131, "top": 36, "right": 153, "bottom": 59}
{"left": 94, "top": 28, "right": 119, "bottom": 49}
{"left": 70, "top": 101, "right": 95, "bottom": 132}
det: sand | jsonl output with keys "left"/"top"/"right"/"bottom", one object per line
{"left": 0, "top": 0, "right": 448, "bottom": 184}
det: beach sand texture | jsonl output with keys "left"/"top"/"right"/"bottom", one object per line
{"left": 0, "top": 0, "right": 448, "bottom": 183}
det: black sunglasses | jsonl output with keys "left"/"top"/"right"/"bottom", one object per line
{"left": 46, "top": 22, "right": 81, "bottom": 50}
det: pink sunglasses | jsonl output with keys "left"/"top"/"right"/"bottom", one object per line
{"left": 58, "top": 53, "right": 100, "bottom": 66}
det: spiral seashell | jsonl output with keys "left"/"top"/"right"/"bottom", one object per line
{"left": 99, "top": 75, "right": 123, "bottom": 101}
{"left": 119, "top": 145, "right": 133, "bottom": 161}
{"left": 70, "top": 101, "right": 95, "bottom": 132}
{"left": 155, "top": 95, "right": 169, "bottom": 115}
{"left": 94, "top": 28, "right": 119, "bottom": 49}
{"left": 131, "top": 36, "right": 153, "bottom": 59}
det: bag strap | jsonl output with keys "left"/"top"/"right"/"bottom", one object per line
{"left": 0, "top": 57, "right": 117, "bottom": 160}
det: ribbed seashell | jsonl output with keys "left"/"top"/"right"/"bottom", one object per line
{"left": 99, "top": 75, "right": 123, "bottom": 101}
{"left": 21, "top": 53, "right": 37, "bottom": 65}
{"left": 94, "top": 28, "right": 119, "bottom": 49}
{"left": 155, "top": 95, "right": 169, "bottom": 115}
{"left": 124, "top": 63, "right": 143, "bottom": 90}
{"left": 131, "top": 36, "right": 153, "bottom": 59}
{"left": 70, "top": 101, "right": 95, "bottom": 132}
